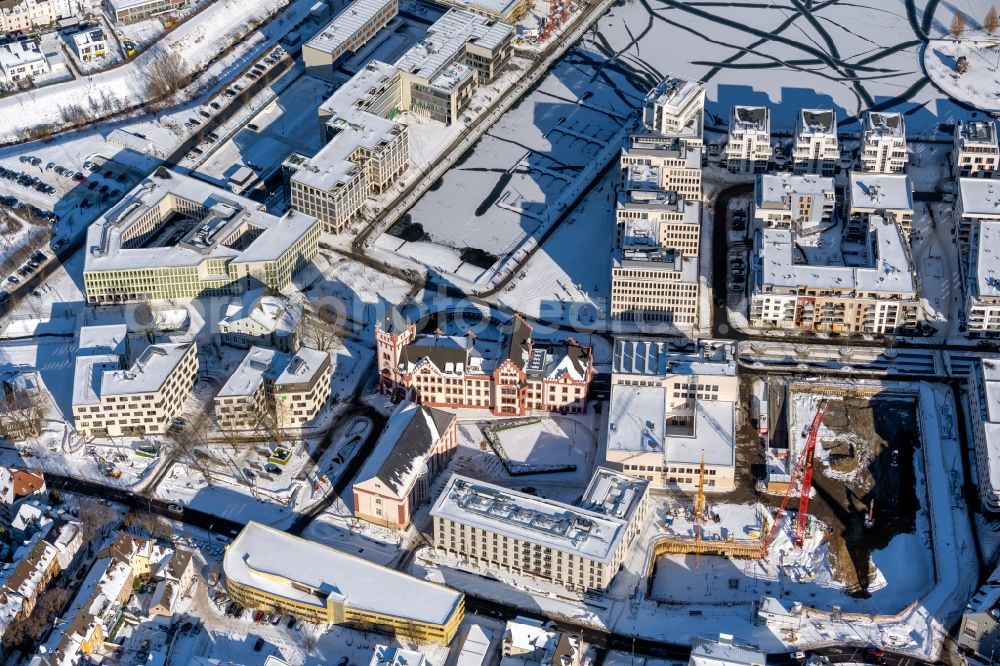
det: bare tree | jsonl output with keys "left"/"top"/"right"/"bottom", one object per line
{"left": 78, "top": 497, "right": 118, "bottom": 544}
{"left": 951, "top": 10, "right": 967, "bottom": 39}
{"left": 0, "top": 378, "right": 46, "bottom": 441}
{"left": 987, "top": 6, "right": 999, "bottom": 35}
{"left": 302, "top": 633, "right": 318, "bottom": 654}
{"left": 142, "top": 45, "right": 189, "bottom": 104}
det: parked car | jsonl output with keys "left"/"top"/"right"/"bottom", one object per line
{"left": 254, "top": 638, "right": 265, "bottom": 651}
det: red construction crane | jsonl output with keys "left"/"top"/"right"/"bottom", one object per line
{"left": 762, "top": 401, "right": 827, "bottom": 551}
{"left": 795, "top": 402, "right": 828, "bottom": 548}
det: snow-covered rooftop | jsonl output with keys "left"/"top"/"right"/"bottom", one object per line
{"left": 437, "top": 0, "right": 522, "bottom": 18}
{"left": 294, "top": 60, "right": 404, "bottom": 191}
{"left": 623, "top": 133, "right": 702, "bottom": 171}
{"left": 974, "top": 221, "right": 1000, "bottom": 301}
{"left": 755, "top": 216, "right": 915, "bottom": 294}
{"left": 607, "top": 384, "right": 735, "bottom": 466}
{"left": 730, "top": 105, "right": 769, "bottom": 133}
{"left": 224, "top": 522, "right": 463, "bottom": 624}
{"left": 220, "top": 292, "right": 301, "bottom": 339}
{"left": 645, "top": 77, "right": 703, "bottom": 114}
{"left": 216, "top": 346, "right": 284, "bottom": 398}
{"left": 755, "top": 173, "right": 834, "bottom": 227}
{"left": 395, "top": 9, "right": 511, "bottom": 82}
{"left": 431, "top": 469, "right": 646, "bottom": 563}
{"left": 78, "top": 324, "right": 128, "bottom": 358}
{"left": 848, "top": 171, "right": 913, "bottom": 212}
{"left": 274, "top": 347, "right": 328, "bottom": 388}
{"left": 612, "top": 338, "right": 736, "bottom": 377}
{"left": 796, "top": 108, "right": 836, "bottom": 135}
{"left": 957, "top": 120, "right": 998, "bottom": 148}
{"left": 863, "top": 111, "right": 905, "bottom": 139}
{"left": 959, "top": 177, "right": 1000, "bottom": 218}
{"left": 70, "top": 29, "right": 105, "bottom": 50}
{"left": 304, "top": 0, "right": 397, "bottom": 56}
{"left": 689, "top": 636, "right": 766, "bottom": 666}
{"left": 370, "top": 645, "right": 427, "bottom": 666}
{"left": 73, "top": 343, "right": 193, "bottom": 407}
{"left": 85, "top": 169, "right": 318, "bottom": 273}
{"left": 354, "top": 400, "right": 454, "bottom": 497}
{"left": 0, "top": 40, "right": 47, "bottom": 75}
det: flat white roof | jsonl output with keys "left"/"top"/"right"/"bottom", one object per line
{"left": 960, "top": 177, "right": 1000, "bottom": 218}
{"left": 304, "top": 0, "right": 397, "bottom": 56}
{"left": 607, "top": 384, "right": 735, "bottom": 467}
{"left": 757, "top": 172, "right": 833, "bottom": 204}
{"left": 275, "top": 347, "right": 328, "bottom": 387}
{"left": 85, "top": 169, "right": 318, "bottom": 273}
{"left": 439, "top": 0, "right": 522, "bottom": 17}
{"left": 958, "top": 120, "right": 998, "bottom": 148}
{"left": 755, "top": 217, "right": 915, "bottom": 294}
{"left": 395, "top": 9, "right": 511, "bottom": 82}
{"left": 644, "top": 77, "right": 704, "bottom": 115}
{"left": 690, "top": 637, "right": 766, "bottom": 666}
{"left": 975, "top": 220, "right": 1000, "bottom": 301}
{"left": 217, "top": 346, "right": 283, "bottom": 398}
{"left": 730, "top": 105, "right": 768, "bottom": 133}
{"left": 224, "top": 522, "right": 462, "bottom": 624}
{"left": 612, "top": 338, "right": 736, "bottom": 377}
{"left": 78, "top": 324, "right": 128, "bottom": 358}
{"left": 797, "top": 108, "right": 836, "bottom": 135}
{"left": 0, "top": 40, "right": 46, "bottom": 73}
{"left": 848, "top": 171, "right": 913, "bottom": 211}
{"left": 431, "top": 470, "right": 646, "bottom": 563}
{"left": 73, "top": 343, "right": 192, "bottom": 407}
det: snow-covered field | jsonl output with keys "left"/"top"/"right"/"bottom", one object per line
{"left": 925, "top": 36, "right": 1000, "bottom": 113}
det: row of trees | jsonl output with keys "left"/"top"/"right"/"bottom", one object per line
{"left": 950, "top": 7, "right": 1000, "bottom": 39}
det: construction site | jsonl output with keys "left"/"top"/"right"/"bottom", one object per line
{"left": 647, "top": 378, "right": 930, "bottom": 612}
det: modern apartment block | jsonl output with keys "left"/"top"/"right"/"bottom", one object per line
{"left": 103, "top": 0, "right": 185, "bottom": 24}
{"left": 69, "top": 27, "right": 107, "bottom": 61}
{"left": 606, "top": 338, "right": 738, "bottom": 492}
{"left": 376, "top": 316, "right": 592, "bottom": 416}
{"left": 215, "top": 346, "right": 331, "bottom": 431}
{"left": 753, "top": 173, "right": 835, "bottom": 232}
{"left": 302, "top": 0, "right": 399, "bottom": 81}
{"left": 83, "top": 168, "right": 320, "bottom": 303}
{"left": 846, "top": 171, "right": 914, "bottom": 242}
{"left": 619, "top": 133, "right": 702, "bottom": 202}
{"left": 965, "top": 221, "right": 1000, "bottom": 335}
{"left": 726, "top": 105, "right": 771, "bottom": 174}
{"left": 0, "top": 0, "right": 93, "bottom": 33}
{"left": 955, "top": 179, "right": 1000, "bottom": 291}
{"left": 72, "top": 341, "right": 198, "bottom": 438}
{"left": 431, "top": 468, "right": 650, "bottom": 592}
{"left": 749, "top": 216, "right": 919, "bottom": 334}
{"left": 968, "top": 360, "right": 1000, "bottom": 511}
{"left": 352, "top": 400, "right": 457, "bottom": 529}
{"left": 859, "top": 111, "right": 907, "bottom": 173}
{"left": 224, "top": 522, "right": 465, "bottom": 644}
{"left": 0, "top": 40, "right": 50, "bottom": 85}
{"left": 690, "top": 635, "right": 767, "bottom": 666}
{"left": 641, "top": 77, "right": 705, "bottom": 142}
{"left": 955, "top": 120, "right": 1000, "bottom": 179}
{"left": 792, "top": 108, "right": 838, "bottom": 176}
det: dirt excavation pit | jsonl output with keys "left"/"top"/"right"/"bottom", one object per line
{"left": 801, "top": 394, "right": 922, "bottom": 595}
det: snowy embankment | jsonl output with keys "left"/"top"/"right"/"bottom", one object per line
{"left": 924, "top": 37, "right": 1000, "bottom": 113}
{"left": 0, "top": 0, "right": 289, "bottom": 142}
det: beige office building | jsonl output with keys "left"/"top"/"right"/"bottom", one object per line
{"left": 619, "top": 134, "right": 702, "bottom": 202}
{"left": 955, "top": 120, "right": 1000, "bottom": 179}
{"left": 72, "top": 342, "right": 198, "bottom": 438}
{"left": 859, "top": 111, "right": 907, "bottom": 173}
{"left": 215, "top": 346, "right": 332, "bottom": 431}
{"left": 431, "top": 469, "right": 649, "bottom": 592}
{"left": 302, "top": 0, "right": 399, "bottom": 81}
{"left": 792, "top": 108, "right": 838, "bottom": 176}
{"left": 83, "top": 169, "right": 320, "bottom": 304}
{"left": 606, "top": 338, "right": 738, "bottom": 492}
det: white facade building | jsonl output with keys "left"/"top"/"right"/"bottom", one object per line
{"left": 0, "top": 0, "right": 94, "bottom": 34}
{"left": 726, "top": 105, "right": 771, "bottom": 174}
{"left": 846, "top": 171, "right": 914, "bottom": 242}
{"left": 859, "top": 111, "right": 907, "bottom": 173}
{"left": 219, "top": 292, "right": 301, "bottom": 352}
{"left": 641, "top": 77, "right": 705, "bottom": 142}
{"left": 689, "top": 635, "right": 766, "bottom": 666}
{"left": 69, "top": 27, "right": 107, "bottom": 61}
{"left": 0, "top": 40, "right": 49, "bottom": 85}
{"left": 969, "top": 360, "right": 1000, "bottom": 511}
{"left": 955, "top": 120, "right": 1000, "bottom": 179}
{"left": 753, "top": 173, "right": 835, "bottom": 233}
{"left": 606, "top": 338, "right": 738, "bottom": 492}
{"left": 432, "top": 469, "right": 649, "bottom": 592}
{"left": 966, "top": 220, "right": 1000, "bottom": 335}
{"left": 792, "top": 108, "right": 838, "bottom": 176}
{"left": 619, "top": 134, "right": 702, "bottom": 202}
